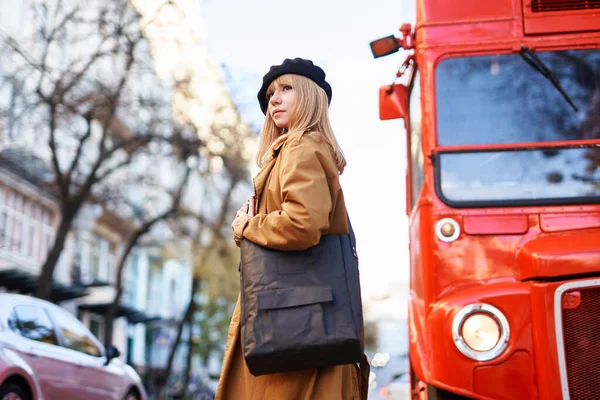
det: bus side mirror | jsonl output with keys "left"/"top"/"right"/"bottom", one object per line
{"left": 379, "top": 83, "right": 408, "bottom": 121}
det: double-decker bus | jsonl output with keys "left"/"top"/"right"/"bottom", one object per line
{"left": 370, "top": 1, "right": 600, "bottom": 399}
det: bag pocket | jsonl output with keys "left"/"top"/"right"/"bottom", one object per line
{"left": 256, "top": 286, "right": 333, "bottom": 349}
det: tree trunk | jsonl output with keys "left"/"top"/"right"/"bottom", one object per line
{"left": 156, "top": 175, "right": 237, "bottom": 397}
{"left": 103, "top": 228, "right": 146, "bottom": 347}
{"left": 103, "top": 289, "right": 122, "bottom": 348}
{"left": 103, "top": 167, "right": 190, "bottom": 346}
{"left": 158, "top": 277, "right": 199, "bottom": 399}
{"left": 35, "top": 210, "right": 76, "bottom": 300}
{"left": 182, "top": 317, "right": 195, "bottom": 398}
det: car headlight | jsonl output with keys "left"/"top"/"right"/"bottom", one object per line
{"left": 452, "top": 303, "right": 509, "bottom": 361}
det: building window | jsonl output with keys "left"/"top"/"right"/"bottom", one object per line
{"left": 3, "top": 191, "right": 14, "bottom": 250}
{"left": 80, "top": 233, "right": 116, "bottom": 284}
{"left": 89, "top": 235, "right": 101, "bottom": 280}
{"left": 170, "top": 278, "right": 177, "bottom": 311}
{"left": 30, "top": 206, "right": 42, "bottom": 260}
{"left": 0, "top": 185, "right": 54, "bottom": 262}
{"left": 11, "top": 193, "right": 23, "bottom": 253}
{"left": 147, "top": 263, "right": 162, "bottom": 314}
{"left": 127, "top": 336, "right": 134, "bottom": 365}
{"left": 21, "top": 200, "right": 31, "bottom": 257}
{"left": 124, "top": 252, "right": 139, "bottom": 306}
{"left": 0, "top": 188, "right": 6, "bottom": 248}
{"left": 88, "top": 315, "right": 103, "bottom": 344}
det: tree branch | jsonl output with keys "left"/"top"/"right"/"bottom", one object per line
{"left": 36, "top": 4, "right": 81, "bottom": 94}
{"left": 54, "top": 40, "right": 111, "bottom": 99}
{"left": 65, "top": 111, "right": 95, "bottom": 187}
{"left": 98, "top": 36, "right": 140, "bottom": 153}
{"left": 103, "top": 164, "right": 193, "bottom": 346}
{"left": 47, "top": 104, "right": 68, "bottom": 202}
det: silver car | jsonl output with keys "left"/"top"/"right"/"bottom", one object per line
{"left": 0, "top": 294, "right": 146, "bottom": 400}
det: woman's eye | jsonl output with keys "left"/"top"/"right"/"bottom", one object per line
{"left": 283, "top": 85, "right": 292, "bottom": 91}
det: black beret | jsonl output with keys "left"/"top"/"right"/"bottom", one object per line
{"left": 257, "top": 58, "right": 332, "bottom": 115}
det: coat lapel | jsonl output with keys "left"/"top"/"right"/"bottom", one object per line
{"left": 252, "top": 134, "right": 289, "bottom": 213}
{"left": 253, "top": 158, "right": 275, "bottom": 212}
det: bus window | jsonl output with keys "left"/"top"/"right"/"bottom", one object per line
{"left": 434, "top": 50, "right": 600, "bottom": 206}
{"left": 438, "top": 147, "right": 600, "bottom": 205}
{"left": 409, "top": 70, "right": 424, "bottom": 209}
{"left": 436, "top": 50, "right": 600, "bottom": 146}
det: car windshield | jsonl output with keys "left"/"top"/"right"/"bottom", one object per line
{"left": 435, "top": 50, "right": 600, "bottom": 205}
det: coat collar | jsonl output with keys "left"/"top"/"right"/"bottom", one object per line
{"left": 253, "top": 156, "right": 276, "bottom": 209}
{"left": 270, "top": 131, "right": 292, "bottom": 156}
{"left": 252, "top": 131, "right": 304, "bottom": 209}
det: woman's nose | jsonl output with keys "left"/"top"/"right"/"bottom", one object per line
{"left": 270, "top": 91, "right": 281, "bottom": 105}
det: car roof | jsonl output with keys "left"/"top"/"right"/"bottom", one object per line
{"left": 0, "top": 293, "right": 55, "bottom": 305}
{"left": 0, "top": 293, "right": 60, "bottom": 320}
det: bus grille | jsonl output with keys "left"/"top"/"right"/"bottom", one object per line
{"left": 562, "top": 287, "right": 600, "bottom": 399}
{"left": 532, "top": 0, "right": 600, "bottom": 12}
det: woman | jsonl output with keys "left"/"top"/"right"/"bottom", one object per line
{"left": 215, "top": 58, "right": 366, "bottom": 400}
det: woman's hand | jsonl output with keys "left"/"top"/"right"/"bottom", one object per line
{"left": 232, "top": 196, "right": 255, "bottom": 245}
{"left": 232, "top": 203, "right": 249, "bottom": 233}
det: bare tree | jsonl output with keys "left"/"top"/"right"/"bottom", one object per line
{"left": 0, "top": 0, "right": 201, "bottom": 300}
{"left": 102, "top": 163, "right": 193, "bottom": 347}
{"left": 158, "top": 164, "right": 245, "bottom": 398}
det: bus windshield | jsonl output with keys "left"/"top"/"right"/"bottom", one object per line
{"left": 435, "top": 50, "right": 600, "bottom": 205}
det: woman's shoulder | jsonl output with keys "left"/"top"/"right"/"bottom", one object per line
{"left": 281, "top": 131, "right": 338, "bottom": 174}
{"left": 285, "top": 130, "right": 330, "bottom": 151}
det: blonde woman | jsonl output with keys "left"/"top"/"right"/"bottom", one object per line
{"left": 216, "top": 58, "right": 366, "bottom": 400}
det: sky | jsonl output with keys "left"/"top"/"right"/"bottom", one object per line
{"left": 199, "top": 0, "right": 416, "bottom": 316}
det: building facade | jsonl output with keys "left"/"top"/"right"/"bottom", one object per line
{"left": 0, "top": 0, "right": 195, "bottom": 392}
{"left": 1, "top": 1, "right": 253, "bottom": 396}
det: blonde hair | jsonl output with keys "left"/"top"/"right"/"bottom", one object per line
{"left": 256, "top": 74, "right": 346, "bottom": 173}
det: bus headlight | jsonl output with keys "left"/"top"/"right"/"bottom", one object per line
{"left": 452, "top": 303, "right": 510, "bottom": 361}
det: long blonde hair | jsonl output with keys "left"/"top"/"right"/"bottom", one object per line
{"left": 256, "top": 74, "right": 346, "bottom": 173}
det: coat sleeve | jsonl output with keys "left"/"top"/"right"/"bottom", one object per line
{"left": 242, "top": 138, "right": 333, "bottom": 251}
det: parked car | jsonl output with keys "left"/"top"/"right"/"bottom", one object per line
{"left": 0, "top": 294, "right": 146, "bottom": 400}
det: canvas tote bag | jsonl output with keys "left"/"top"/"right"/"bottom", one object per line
{"left": 239, "top": 218, "right": 364, "bottom": 376}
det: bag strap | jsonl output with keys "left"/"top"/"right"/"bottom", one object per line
{"left": 346, "top": 212, "right": 357, "bottom": 257}
{"left": 347, "top": 211, "right": 369, "bottom": 399}
{"left": 359, "top": 354, "right": 370, "bottom": 400}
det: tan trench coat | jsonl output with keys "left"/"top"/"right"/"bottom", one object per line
{"left": 215, "top": 130, "right": 365, "bottom": 400}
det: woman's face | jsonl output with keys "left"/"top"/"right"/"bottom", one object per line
{"left": 266, "top": 78, "right": 296, "bottom": 130}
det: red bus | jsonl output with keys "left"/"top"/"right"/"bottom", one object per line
{"left": 371, "top": 1, "right": 600, "bottom": 399}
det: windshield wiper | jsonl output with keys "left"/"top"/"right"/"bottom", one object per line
{"left": 520, "top": 44, "right": 578, "bottom": 112}
{"left": 572, "top": 173, "right": 600, "bottom": 183}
